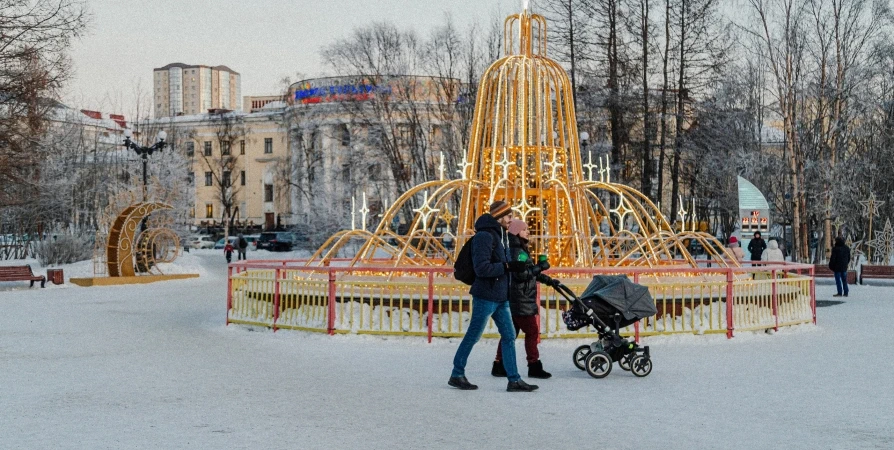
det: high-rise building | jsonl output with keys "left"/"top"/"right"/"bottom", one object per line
{"left": 153, "top": 63, "right": 241, "bottom": 118}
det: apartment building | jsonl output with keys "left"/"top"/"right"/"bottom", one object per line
{"left": 153, "top": 63, "right": 241, "bottom": 118}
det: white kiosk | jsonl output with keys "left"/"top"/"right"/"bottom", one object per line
{"left": 737, "top": 176, "right": 771, "bottom": 253}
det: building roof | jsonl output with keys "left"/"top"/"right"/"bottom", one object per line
{"left": 154, "top": 63, "right": 240, "bottom": 75}
{"left": 737, "top": 176, "right": 769, "bottom": 210}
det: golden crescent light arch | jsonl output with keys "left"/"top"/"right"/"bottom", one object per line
{"left": 106, "top": 202, "right": 173, "bottom": 277}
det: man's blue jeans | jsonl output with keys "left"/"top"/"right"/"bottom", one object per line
{"left": 834, "top": 271, "right": 849, "bottom": 296}
{"left": 451, "top": 297, "right": 520, "bottom": 382}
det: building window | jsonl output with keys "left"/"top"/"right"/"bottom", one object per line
{"left": 205, "top": 203, "right": 213, "bottom": 218}
{"left": 185, "top": 141, "right": 194, "bottom": 157}
{"left": 240, "top": 170, "right": 246, "bottom": 186}
{"left": 205, "top": 172, "right": 213, "bottom": 186}
{"left": 338, "top": 124, "right": 350, "bottom": 147}
{"left": 187, "top": 172, "right": 194, "bottom": 185}
{"left": 203, "top": 141, "right": 212, "bottom": 156}
{"left": 264, "top": 138, "right": 273, "bottom": 154}
{"left": 240, "top": 140, "right": 245, "bottom": 155}
{"left": 264, "top": 184, "right": 273, "bottom": 202}
{"left": 222, "top": 171, "right": 231, "bottom": 187}
{"left": 221, "top": 141, "right": 230, "bottom": 156}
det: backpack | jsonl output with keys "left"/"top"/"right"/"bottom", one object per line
{"left": 453, "top": 239, "right": 477, "bottom": 285}
{"left": 453, "top": 232, "right": 497, "bottom": 285}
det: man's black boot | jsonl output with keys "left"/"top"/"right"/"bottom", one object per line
{"left": 507, "top": 379, "right": 539, "bottom": 392}
{"left": 448, "top": 376, "right": 478, "bottom": 390}
{"left": 491, "top": 360, "right": 507, "bottom": 377}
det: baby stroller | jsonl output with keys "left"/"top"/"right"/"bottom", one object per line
{"left": 546, "top": 275, "right": 657, "bottom": 378}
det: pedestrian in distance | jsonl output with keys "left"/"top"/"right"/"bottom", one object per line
{"left": 448, "top": 200, "right": 539, "bottom": 392}
{"left": 728, "top": 236, "right": 745, "bottom": 261}
{"left": 237, "top": 234, "right": 248, "bottom": 260}
{"left": 761, "top": 239, "right": 785, "bottom": 262}
{"left": 829, "top": 236, "right": 851, "bottom": 297}
{"left": 223, "top": 241, "right": 234, "bottom": 264}
{"left": 748, "top": 231, "right": 766, "bottom": 262}
{"left": 491, "top": 219, "right": 552, "bottom": 379}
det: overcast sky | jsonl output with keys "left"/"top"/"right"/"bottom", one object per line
{"left": 66, "top": 0, "right": 521, "bottom": 116}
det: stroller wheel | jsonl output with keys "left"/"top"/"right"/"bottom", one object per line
{"left": 618, "top": 353, "right": 632, "bottom": 371}
{"left": 573, "top": 345, "right": 591, "bottom": 370}
{"left": 584, "top": 351, "right": 613, "bottom": 378}
{"left": 630, "top": 355, "right": 653, "bottom": 377}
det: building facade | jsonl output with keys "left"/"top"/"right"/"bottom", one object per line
{"left": 153, "top": 63, "right": 242, "bottom": 118}
{"left": 149, "top": 75, "right": 463, "bottom": 238}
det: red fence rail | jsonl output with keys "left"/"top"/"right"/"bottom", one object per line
{"left": 226, "top": 259, "right": 816, "bottom": 340}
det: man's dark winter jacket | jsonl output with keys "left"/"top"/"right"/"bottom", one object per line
{"left": 507, "top": 234, "right": 543, "bottom": 316}
{"left": 748, "top": 238, "right": 766, "bottom": 261}
{"left": 829, "top": 242, "right": 851, "bottom": 273}
{"left": 469, "top": 214, "right": 510, "bottom": 302}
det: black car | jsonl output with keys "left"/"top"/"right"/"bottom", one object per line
{"left": 257, "top": 232, "right": 298, "bottom": 251}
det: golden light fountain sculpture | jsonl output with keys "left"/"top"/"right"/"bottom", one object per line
{"left": 309, "top": 8, "right": 734, "bottom": 271}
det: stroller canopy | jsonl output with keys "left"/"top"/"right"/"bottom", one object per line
{"left": 580, "top": 275, "right": 657, "bottom": 321}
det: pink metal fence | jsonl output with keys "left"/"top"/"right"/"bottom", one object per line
{"left": 226, "top": 259, "right": 816, "bottom": 340}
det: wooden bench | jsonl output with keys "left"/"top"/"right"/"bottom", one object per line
{"left": 813, "top": 265, "right": 857, "bottom": 284}
{"left": 0, "top": 265, "right": 46, "bottom": 288}
{"left": 860, "top": 265, "right": 894, "bottom": 285}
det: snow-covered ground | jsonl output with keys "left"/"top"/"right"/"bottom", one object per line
{"left": 1, "top": 253, "right": 893, "bottom": 449}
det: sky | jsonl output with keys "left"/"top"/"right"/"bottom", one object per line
{"left": 66, "top": 0, "right": 521, "bottom": 116}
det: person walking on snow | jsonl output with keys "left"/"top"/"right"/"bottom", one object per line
{"left": 829, "top": 236, "right": 851, "bottom": 297}
{"left": 237, "top": 234, "right": 248, "bottom": 260}
{"left": 223, "top": 241, "right": 234, "bottom": 263}
{"left": 491, "top": 219, "right": 552, "bottom": 379}
{"left": 761, "top": 239, "right": 785, "bottom": 262}
{"left": 748, "top": 231, "right": 766, "bottom": 262}
{"left": 448, "top": 201, "right": 539, "bottom": 392}
{"left": 728, "top": 236, "right": 744, "bottom": 261}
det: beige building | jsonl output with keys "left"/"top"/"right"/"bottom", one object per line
{"left": 151, "top": 76, "right": 462, "bottom": 236}
{"left": 161, "top": 107, "right": 290, "bottom": 230}
{"left": 153, "top": 63, "right": 241, "bottom": 118}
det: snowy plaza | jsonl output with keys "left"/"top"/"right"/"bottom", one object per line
{"left": 1, "top": 251, "right": 893, "bottom": 449}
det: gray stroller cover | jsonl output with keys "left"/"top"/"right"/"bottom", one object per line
{"left": 579, "top": 275, "right": 658, "bottom": 321}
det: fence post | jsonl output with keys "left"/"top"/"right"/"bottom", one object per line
{"left": 328, "top": 269, "right": 337, "bottom": 335}
{"left": 633, "top": 272, "right": 641, "bottom": 343}
{"left": 226, "top": 265, "right": 233, "bottom": 326}
{"left": 427, "top": 271, "right": 434, "bottom": 343}
{"left": 810, "top": 265, "right": 817, "bottom": 325}
{"left": 771, "top": 269, "right": 778, "bottom": 332}
{"left": 726, "top": 268, "right": 734, "bottom": 338}
{"left": 273, "top": 268, "right": 281, "bottom": 332}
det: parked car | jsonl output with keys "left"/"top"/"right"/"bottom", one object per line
{"left": 257, "top": 232, "right": 299, "bottom": 252}
{"left": 189, "top": 235, "right": 216, "bottom": 249}
{"left": 244, "top": 235, "right": 260, "bottom": 250}
{"left": 214, "top": 236, "right": 238, "bottom": 250}
{"left": 214, "top": 235, "right": 261, "bottom": 250}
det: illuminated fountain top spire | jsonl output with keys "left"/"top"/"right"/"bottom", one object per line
{"left": 308, "top": 7, "right": 733, "bottom": 270}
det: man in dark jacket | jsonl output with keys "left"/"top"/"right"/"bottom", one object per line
{"left": 449, "top": 201, "right": 539, "bottom": 392}
{"left": 748, "top": 231, "right": 766, "bottom": 262}
{"left": 237, "top": 234, "right": 248, "bottom": 260}
{"left": 829, "top": 236, "right": 851, "bottom": 297}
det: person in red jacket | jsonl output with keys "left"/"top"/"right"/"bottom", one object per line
{"left": 223, "top": 241, "right": 234, "bottom": 263}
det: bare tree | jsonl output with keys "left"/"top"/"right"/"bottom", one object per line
{"left": 0, "top": 0, "right": 87, "bottom": 211}
{"left": 195, "top": 112, "right": 247, "bottom": 238}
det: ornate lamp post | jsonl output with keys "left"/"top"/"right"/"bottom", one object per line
{"left": 122, "top": 129, "right": 167, "bottom": 230}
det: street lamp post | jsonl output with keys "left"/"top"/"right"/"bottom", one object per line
{"left": 579, "top": 131, "right": 589, "bottom": 161}
{"left": 122, "top": 129, "right": 167, "bottom": 231}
